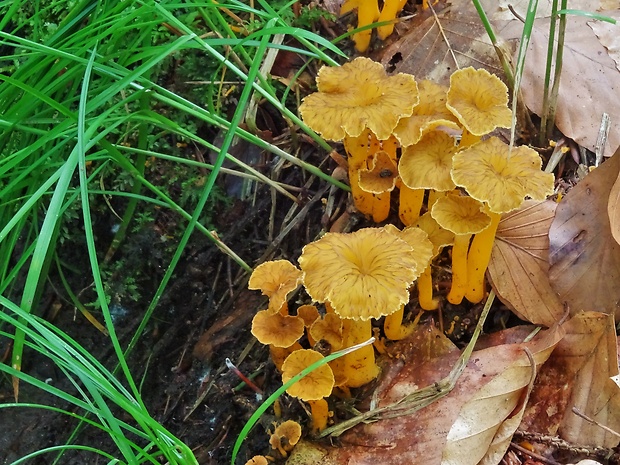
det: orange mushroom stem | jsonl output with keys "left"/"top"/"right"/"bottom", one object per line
{"left": 340, "top": 0, "right": 380, "bottom": 52}
{"left": 465, "top": 210, "right": 502, "bottom": 303}
{"left": 308, "top": 399, "right": 330, "bottom": 434}
{"left": 399, "top": 184, "right": 425, "bottom": 226}
{"left": 341, "top": 318, "right": 379, "bottom": 387}
{"left": 417, "top": 264, "right": 438, "bottom": 310}
{"left": 377, "top": 0, "right": 408, "bottom": 39}
{"left": 431, "top": 195, "right": 491, "bottom": 306}
{"left": 448, "top": 233, "right": 472, "bottom": 305}
{"left": 384, "top": 304, "right": 415, "bottom": 340}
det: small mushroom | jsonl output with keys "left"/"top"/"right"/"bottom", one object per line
{"left": 446, "top": 67, "right": 512, "bottom": 147}
{"left": 344, "top": 130, "right": 399, "bottom": 222}
{"left": 248, "top": 260, "right": 302, "bottom": 313}
{"left": 451, "top": 137, "right": 555, "bottom": 303}
{"left": 252, "top": 309, "right": 305, "bottom": 371}
{"left": 297, "top": 304, "right": 320, "bottom": 346}
{"left": 393, "top": 80, "right": 460, "bottom": 147}
{"left": 414, "top": 213, "right": 455, "bottom": 310}
{"left": 431, "top": 195, "right": 491, "bottom": 305}
{"left": 281, "top": 349, "right": 335, "bottom": 433}
{"left": 310, "top": 313, "right": 343, "bottom": 351}
{"left": 397, "top": 130, "right": 459, "bottom": 225}
{"left": 382, "top": 224, "right": 433, "bottom": 339}
{"left": 269, "top": 420, "right": 302, "bottom": 457}
{"left": 299, "top": 227, "right": 419, "bottom": 386}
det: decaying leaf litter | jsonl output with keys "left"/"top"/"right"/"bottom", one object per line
{"left": 221, "top": 1, "right": 620, "bottom": 465}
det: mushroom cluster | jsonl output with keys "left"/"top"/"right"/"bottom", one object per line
{"left": 299, "top": 59, "right": 555, "bottom": 304}
{"left": 248, "top": 226, "right": 433, "bottom": 432}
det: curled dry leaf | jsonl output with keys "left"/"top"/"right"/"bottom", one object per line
{"left": 520, "top": 312, "right": 620, "bottom": 448}
{"left": 488, "top": 200, "right": 564, "bottom": 327}
{"left": 548, "top": 152, "right": 620, "bottom": 320}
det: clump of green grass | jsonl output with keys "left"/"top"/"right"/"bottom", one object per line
{"left": 0, "top": 0, "right": 347, "bottom": 462}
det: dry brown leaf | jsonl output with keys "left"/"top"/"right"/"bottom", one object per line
{"left": 496, "top": 13, "right": 620, "bottom": 156}
{"left": 488, "top": 200, "right": 564, "bottom": 327}
{"left": 548, "top": 152, "right": 620, "bottom": 320}
{"left": 588, "top": 18, "right": 620, "bottom": 73}
{"left": 521, "top": 312, "right": 620, "bottom": 448}
{"left": 379, "top": 1, "right": 503, "bottom": 87}
{"left": 608, "top": 160, "right": 620, "bottom": 246}
{"left": 299, "top": 323, "right": 562, "bottom": 465}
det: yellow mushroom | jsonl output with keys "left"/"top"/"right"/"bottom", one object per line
{"left": 445, "top": 67, "right": 512, "bottom": 147}
{"left": 344, "top": 132, "right": 397, "bottom": 222}
{"left": 297, "top": 304, "right": 320, "bottom": 346}
{"left": 298, "top": 57, "right": 419, "bottom": 142}
{"left": 431, "top": 195, "right": 491, "bottom": 305}
{"left": 451, "top": 137, "right": 555, "bottom": 303}
{"left": 299, "top": 58, "right": 418, "bottom": 222}
{"left": 269, "top": 420, "right": 302, "bottom": 457}
{"left": 298, "top": 227, "right": 419, "bottom": 386}
{"left": 382, "top": 224, "right": 433, "bottom": 339}
{"left": 281, "top": 349, "right": 335, "bottom": 434}
{"left": 397, "top": 130, "right": 459, "bottom": 225}
{"left": 414, "top": 212, "right": 455, "bottom": 310}
{"left": 251, "top": 309, "right": 305, "bottom": 371}
{"left": 248, "top": 260, "right": 302, "bottom": 313}
{"left": 392, "top": 80, "right": 460, "bottom": 148}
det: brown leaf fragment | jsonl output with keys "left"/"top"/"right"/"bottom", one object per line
{"left": 521, "top": 312, "right": 620, "bottom": 448}
{"left": 488, "top": 200, "right": 564, "bottom": 327}
{"left": 548, "top": 152, "right": 620, "bottom": 320}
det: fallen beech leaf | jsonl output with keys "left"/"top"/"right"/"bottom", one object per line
{"left": 521, "top": 312, "right": 620, "bottom": 448}
{"left": 308, "top": 323, "right": 562, "bottom": 465}
{"left": 379, "top": 1, "right": 502, "bottom": 87}
{"left": 548, "top": 152, "right": 620, "bottom": 320}
{"left": 488, "top": 200, "right": 564, "bottom": 327}
{"left": 496, "top": 13, "right": 620, "bottom": 156}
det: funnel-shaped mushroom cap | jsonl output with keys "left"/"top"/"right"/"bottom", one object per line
{"left": 446, "top": 67, "right": 512, "bottom": 136}
{"left": 310, "top": 313, "right": 343, "bottom": 351}
{"left": 299, "top": 228, "right": 419, "bottom": 320}
{"left": 248, "top": 260, "right": 302, "bottom": 311}
{"left": 415, "top": 212, "right": 455, "bottom": 256}
{"left": 398, "top": 130, "right": 458, "bottom": 191}
{"left": 297, "top": 304, "right": 320, "bottom": 328}
{"left": 431, "top": 195, "right": 491, "bottom": 235}
{"left": 393, "top": 80, "right": 460, "bottom": 147}
{"left": 358, "top": 150, "right": 399, "bottom": 194}
{"left": 281, "top": 349, "right": 335, "bottom": 401}
{"left": 270, "top": 420, "right": 302, "bottom": 454}
{"left": 299, "top": 57, "right": 419, "bottom": 141}
{"left": 251, "top": 310, "right": 305, "bottom": 347}
{"left": 383, "top": 224, "right": 434, "bottom": 275}
{"left": 451, "top": 137, "right": 555, "bottom": 213}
